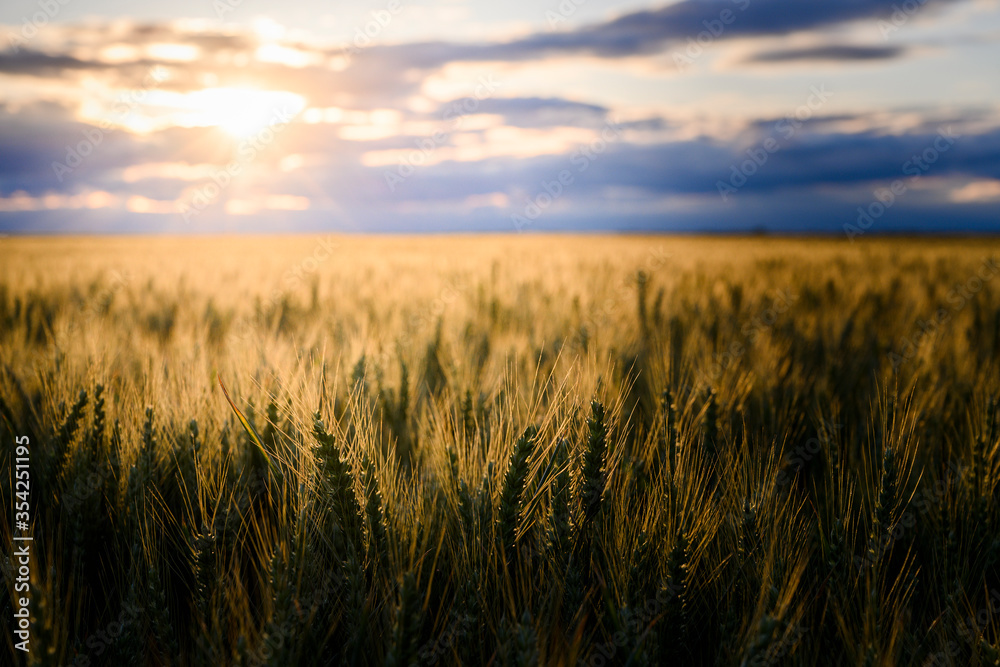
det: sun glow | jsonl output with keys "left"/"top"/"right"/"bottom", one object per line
{"left": 141, "top": 87, "right": 307, "bottom": 138}
{"left": 194, "top": 88, "right": 306, "bottom": 137}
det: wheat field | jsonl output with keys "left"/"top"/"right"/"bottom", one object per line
{"left": 1, "top": 234, "right": 999, "bottom": 666}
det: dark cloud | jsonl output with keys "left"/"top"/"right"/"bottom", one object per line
{"left": 510, "top": 0, "right": 954, "bottom": 57}
{"left": 0, "top": 50, "right": 99, "bottom": 75}
{"left": 368, "top": 0, "right": 960, "bottom": 67}
{"left": 744, "top": 44, "right": 908, "bottom": 63}
{"left": 0, "top": 0, "right": 955, "bottom": 102}
{"left": 454, "top": 97, "right": 610, "bottom": 128}
{"left": 0, "top": 22, "right": 253, "bottom": 78}
{"left": 0, "top": 103, "right": 108, "bottom": 193}
{"left": 124, "top": 24, "right": 252, "bottom": 52}
{"left": 0, "top": 4, "right": 991, "bottom": 234}
{"left": 371, "top": 116, "right": 1000, "bottom": 205}
{"left": 3, "top": 95, "right": 998, "bottom": 206}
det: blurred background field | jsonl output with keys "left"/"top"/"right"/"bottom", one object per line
{"left": 1, "top": 234, "right": 999, "bottom": 666}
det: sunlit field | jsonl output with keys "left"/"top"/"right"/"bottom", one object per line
{"left": 2, "top": 235, "right": 999, "bottom": 666}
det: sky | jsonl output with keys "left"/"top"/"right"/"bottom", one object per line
{"left": 0, "top": 0, "right": 998, "bottom": 234}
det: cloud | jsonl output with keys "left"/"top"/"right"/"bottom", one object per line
{"left": 0, "top": 49, "right": 100, "bottom": 75}
{"left": 365, "top": 114, "right": 1000, "bottom": 208}
{"left": 366, "top": 0, "right": 962, "bottom": 66}
{"left": 462, "top": 97, "right": 610, "bottom": 128}
{"left": 5, "top": 85, "right": 999, "bottom": 214}
{"left": 0, "top": 189, "right": 119, "bottom": 212}
{"left": 225, "top": 194, "right": 310, "bottom": 215}
{"left": 0, "top": 6, "right": 993, "bottom": 234}
{"left": 950, "top": 180, "right": 1000, "bottom": 203}
{"left": 743, "top": 44, "right": 908, "bottom": 63}
{"left": 528, "top": 0, "right": 956, "bottom": 56}
{"left": 0, "top": 1, "right": 951, "bottom": 114}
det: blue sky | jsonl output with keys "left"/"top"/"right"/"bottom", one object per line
{"left": 0, "top": 0, "right": 998, "bottom": 233}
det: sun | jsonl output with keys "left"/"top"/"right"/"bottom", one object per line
{"left": 88, "top": 86, "right": 307, "bottom": 137}
{"left": 183, "top": 87, "right": 307, "bottom": 138}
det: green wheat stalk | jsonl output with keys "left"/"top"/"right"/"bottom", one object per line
{"left": 218, "top": 376, "right": 278, "bottom": 473}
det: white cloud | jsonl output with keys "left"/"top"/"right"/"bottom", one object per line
{"left": 950, "top": 180, "right": 1000, "bottom": 203}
